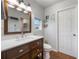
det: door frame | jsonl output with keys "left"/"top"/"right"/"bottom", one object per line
{"left": 57, "top": 6, "right": 77, "bottom": 51}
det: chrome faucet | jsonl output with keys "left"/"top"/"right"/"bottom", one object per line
{"left": 21, "top": 31, "right": 24, "bottom": 38}
{"left": 20, "top": 17, "right": 25, "bottom": 38}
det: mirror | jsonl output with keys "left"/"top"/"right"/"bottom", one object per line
{"left": 4, "top": 0, "right": 31, "bottom": 34}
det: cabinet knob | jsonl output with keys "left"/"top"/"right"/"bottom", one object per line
{"left": 37, "top": 49, "right": 40, "bottom": 52}
{"left": 38, "top": 53, "right": 42, "bottom": 57}
{"left": 37, "top": 42, "right": 40, "bottom": 45}
{"left": 19, "top": 49, "right": 24, "bottom": 53}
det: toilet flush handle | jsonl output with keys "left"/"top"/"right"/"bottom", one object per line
{"left": 73, "top": 34, "right": 76, "bottom": 36}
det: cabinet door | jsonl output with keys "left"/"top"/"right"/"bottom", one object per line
{"left": 1, "top": 52, "right": 6, "bottom": 59}
{"left": 31, "top": 48, "right": 43, "bottom": 59}
{"left": 17, "top": 53, "right": 30, "bottom": 59}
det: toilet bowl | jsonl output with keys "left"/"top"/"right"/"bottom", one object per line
{"left": 44, "top": 43, "right": 52, "bottom": 51}
{"left": 44, "top": 43, "right": 52, "bottom": 59}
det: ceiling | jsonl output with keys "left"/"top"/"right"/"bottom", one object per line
{"left": 34, "top": 0, "right": 65, "bottom": 8}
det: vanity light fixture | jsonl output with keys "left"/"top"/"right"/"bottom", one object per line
{"left": 26, "top": 3, "right": 32, "bottom": 12}
{"left": 16, "top": 7, "right": 22, "bottom": 11}
{"left": 8, "top": 0, "right": 19, "bottom": 6}
{"left": 18, "top": 0, "right": 32, "bottom": 12}
{"left": 8, "top": 0, "right": 32, "bottom": 12}
{"left": 18, "top": 1, "right": 26, "bottom": 9}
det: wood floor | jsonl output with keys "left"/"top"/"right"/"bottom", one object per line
{"left": 50, "top": 51, "right": 76, "bottom": 59}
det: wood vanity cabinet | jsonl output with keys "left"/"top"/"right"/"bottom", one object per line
{"left": 1, "top": 51, "right": 6, "bottom": 59}
{"left": 1, "top": 38, "right": 43, "bottom": 59}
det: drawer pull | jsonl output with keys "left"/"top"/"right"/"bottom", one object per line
{"left": 37, "top": 42, "right": 40, "bottom": 45}
{"left": 19, "top": 49, "right": 24, "bottom": 53}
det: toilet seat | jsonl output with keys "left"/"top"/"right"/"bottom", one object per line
{"left": 44, "top": 43, "right": 52, "bottom": 51}
{"left": 44, "top": 43, "right": 52, "bottom": 49}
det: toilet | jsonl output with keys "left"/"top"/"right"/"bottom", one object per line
{"left": 44, "top": 43, "right": 52, "bottom": 59}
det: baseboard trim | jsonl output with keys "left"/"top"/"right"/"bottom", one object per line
{"left": 51, "top": 48, "right": 58, "bottom": 52}
{"left": 58, "top": 51, "right": 76, "bottom": 59}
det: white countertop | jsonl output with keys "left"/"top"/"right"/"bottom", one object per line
{"left": 1, "top": 35, "right": 43, "bottom": 51}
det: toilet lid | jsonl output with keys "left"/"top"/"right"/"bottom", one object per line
{"left": 44, "top": 43, "right": 52, "bottom": 49}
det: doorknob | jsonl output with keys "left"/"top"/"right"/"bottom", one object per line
{"left": 73, "top": 34, "right": 76, "bottom": 36}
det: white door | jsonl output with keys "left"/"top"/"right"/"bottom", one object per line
{"left": 58, "top": 7, "right": 78, "bottom": 58}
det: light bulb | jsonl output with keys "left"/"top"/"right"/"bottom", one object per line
{"left": 8, "top": 4, "right": 15, "bottom": 8}
{"left": 19, "top": 2, "right": 26, "bottom": 9}
{"left": 27, "top": 6, "right": 32, "bottom": 11}
{"left": 24, "top": 11, "right": 28, "bottom": 13}
{"left": 16, "top": 8, "right": 22, "bottom": 11}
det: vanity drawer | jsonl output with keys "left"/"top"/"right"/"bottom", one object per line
{"left": 6, "top": 44, "right": 30, "bottom": 59}
{"left": 6, "top": 47, "right": 18, "bottom": 59}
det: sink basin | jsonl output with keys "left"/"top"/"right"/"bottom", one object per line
{"left": 15, "top": 35, "right": 36, "bottom": 41}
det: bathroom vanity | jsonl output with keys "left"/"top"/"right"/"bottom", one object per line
{"left": 1, "top": 36, "right": 43, "bottom": 59}
{"left": 2, "top": 0, "right": 44, "bottom": 59}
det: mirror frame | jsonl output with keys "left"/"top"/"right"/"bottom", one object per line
{"left": 4, "top": 0, "right": 31, "bottom": 34}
